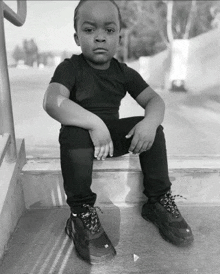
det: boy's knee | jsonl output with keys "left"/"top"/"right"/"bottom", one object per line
{"left": 157, "top": 125, "right": 163, "bottom": 133}
{"left": 59, "top": 126, "right": 93, "bottom": 148}
{"left": 154, "top": 125, "right": 165, "bottom": 142}
{"left": 156, "top": 125, "right": 164, "bottom": 134}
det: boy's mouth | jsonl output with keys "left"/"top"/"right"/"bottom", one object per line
{"left": 94, "top": 48, "right": 108, "bottom": 53}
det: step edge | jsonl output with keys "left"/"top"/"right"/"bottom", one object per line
{"left": 22, "top": 157, "right": 220, "bottom": 173}
{"left": 21, "top": 168, "right": 220, "bottom": 175}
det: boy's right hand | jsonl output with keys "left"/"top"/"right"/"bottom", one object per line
{"left": 89, "top": 121, "right": 114, "bottom": 160}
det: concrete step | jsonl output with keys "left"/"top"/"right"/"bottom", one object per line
{"left": 21, "top": 155, "right": 220, "bottom": 209}
{"left": 0, "top": 205, "right": 220, "bottom": 274}
{"left": 0, "top": 139, "right": 26, "bottom": 260}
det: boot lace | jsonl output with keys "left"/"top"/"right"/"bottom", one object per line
{"left": 159, "top": 191, "right": 186, "bottom": 218}
{"left": 79, "top": 204, "right": 103, "bottom": 234}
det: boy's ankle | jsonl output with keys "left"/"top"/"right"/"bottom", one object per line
{"left": 147, "top": 188, "right": 172, "bottom": 203}
{"left": 71, "top": 204, "right": 94, "bottom": 215}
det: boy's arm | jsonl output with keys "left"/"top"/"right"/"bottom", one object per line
{"left": 126, "top": 86, "right": 165, "bottom": 154}
{"left": 136, "top": 86, "right": 165, "bottom": 127}
{"left": 43, "top": 83, "right": 100, "bottom": 128}
{"left": 43, "top": 82, "right": 113, "bottom": 159}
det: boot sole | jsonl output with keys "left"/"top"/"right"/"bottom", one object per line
{"left": 142, "top": 214, "right": 194, "bottom": 247}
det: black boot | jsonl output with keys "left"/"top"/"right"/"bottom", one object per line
{"left": 142, "top": 191, "right": 194, "bottom": 247}
{"left": 65, "top": 204, "right": 116, "bottom": 264}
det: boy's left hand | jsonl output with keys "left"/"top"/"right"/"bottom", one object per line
{"left": 125, "top": 120, "right": 157, "bottom": 154}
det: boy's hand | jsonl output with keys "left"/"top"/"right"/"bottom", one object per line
{"left": 125, "top": 120, "right": 157, "bottom": 154}
{"left": 89, "top": 121, "right": 114, "bottom": 160}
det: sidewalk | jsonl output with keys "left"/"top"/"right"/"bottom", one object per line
{"left": 1, "top": 205, "right": 220, "bottom": 274}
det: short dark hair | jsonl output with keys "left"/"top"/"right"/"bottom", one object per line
{"left": 74, "top": 0, "right": 122, "bottom": 32}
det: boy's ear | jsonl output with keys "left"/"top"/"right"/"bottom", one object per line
{"left": 119, "top": 35, "right": 122, "bottom": 45}
{"left": 74, "top": 33, "right": 80, "bottom": 46}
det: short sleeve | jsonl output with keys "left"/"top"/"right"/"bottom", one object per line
{"left": 124, "top": 65, "right": 149, "bottom": 99}
{"left": 50, "top": 59, "right": 76, "bottom": 91}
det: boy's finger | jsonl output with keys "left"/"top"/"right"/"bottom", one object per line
{"left": 132, "top": 140, "right": 143, "bottom": 154}
{"left": 146, "top": 141, "right": 153, "bottom": 151}
{"left": 109, "top": 141, "right": 114, "bottom": 157}
{"left": 125, "top": 127, "right": 134, "bottom": 139}
{"left": 96, "top": 146, "right": 105, "bottom": 160}
{"left": 94, "top": 146, "right": 101, "bottom": 158}
{"left": 139, "top": 141, "right": 149, "bottom": 153}
{"left": 128, "top": 137, "right": 138, "bottom": 153}
{"left": 102, "top": 144, "right": 109, "bottom": 160}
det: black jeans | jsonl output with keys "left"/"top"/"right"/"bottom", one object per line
{"left": 60, "top": 116, "right": 171, "bottom": 213}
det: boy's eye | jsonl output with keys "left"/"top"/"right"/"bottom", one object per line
{"left": 106, "top": 28, "right": 115, "bottom": 33}
{"left": 84, "top": 28, "right": 94, "bottom": 33}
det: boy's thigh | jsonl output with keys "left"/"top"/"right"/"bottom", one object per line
{"left": 105, "top": 116, "right": 144, "bottom": 157}
{"left": 59, "top": 116, "right": 144, "bottom": 154}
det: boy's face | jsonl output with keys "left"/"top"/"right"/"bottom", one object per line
{"left": 74, "top": 1, "right": 121, "bottom": 70}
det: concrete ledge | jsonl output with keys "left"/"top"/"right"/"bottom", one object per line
{"left": 22, "top": 154, "right": 220, "bottom": 171}
{"left": 21, "top": 155, "right": 220, "bottom": 209}
{"left": 0, "top": 139, "right": 26, "bottom": 261}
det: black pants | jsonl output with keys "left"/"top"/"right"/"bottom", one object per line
{"left": 60, "top": 116, "right": 171, "bottom": 213}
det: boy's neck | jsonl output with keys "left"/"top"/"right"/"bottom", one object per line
{"left": 82, "top": 54, "right": 112, "bottom": 70}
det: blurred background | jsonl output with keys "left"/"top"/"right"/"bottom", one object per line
{"left": 4, "top": 0, "right": 220, "bottom": 159}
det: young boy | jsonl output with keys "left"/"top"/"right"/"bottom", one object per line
{"left": 43, "top": 0, "right": 193, "bottom": 264}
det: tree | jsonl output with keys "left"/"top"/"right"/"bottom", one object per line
{"left": 209, "top": 1, "right": 220, "bottom": 28}
{"left": 116, "top": 0, "right": 216, "bottom": 61}
{"left": 38, "top": 51, "right": 54, "bottom": 66}
{"left": 23, "top": 39, "right": 39, "bottom": 66}
{"left": 163, "top": 0, "right": 197, "bottom": 42}
{"left": 160, "top": 0, "right": 218, "bottom": 90}
{"left": 116, "top": 1, "right": 167, "bottom": 61}
{"left": 159, "top": 0, "right": 218, "bottom": 41}
{"left": 12, "top": 45, "right": 25, "bottom": 63}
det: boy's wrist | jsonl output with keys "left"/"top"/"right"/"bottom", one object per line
{"left": 142, "top": 116, "right": 161, "bottom": 129}
{"left": 87, "top": 115, "right": 104, "bottom": 131}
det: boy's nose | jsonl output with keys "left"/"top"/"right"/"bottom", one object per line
{"left": 95, "top": 37, "right": 106, "bottom": 42}
{"left": 95, "top": 31, "right": 106, "bottom": 43}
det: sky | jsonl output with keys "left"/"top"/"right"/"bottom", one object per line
{"left": 4, "top": 1, "right": 81, "bottom": 53}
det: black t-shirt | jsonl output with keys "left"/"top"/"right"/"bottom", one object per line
{"left": 50, "top": 54, "right": 149, "bottom": 120}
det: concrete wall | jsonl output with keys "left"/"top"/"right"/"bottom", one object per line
{"left": 186, "top": 28, "right": 220, "bottom": 92}
{"left": 140, "top": 28, "right": 220, "bottom": 92}
{"left": 139, "top": 50, "right": 170, "bottom": 89}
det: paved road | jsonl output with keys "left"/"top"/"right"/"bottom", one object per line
{"left": 8, "top": 67, "right": 220, "bottom": 158}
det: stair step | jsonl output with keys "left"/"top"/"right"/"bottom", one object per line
{"left": 21, "top": 156, "right": 220, "bottom": 209}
